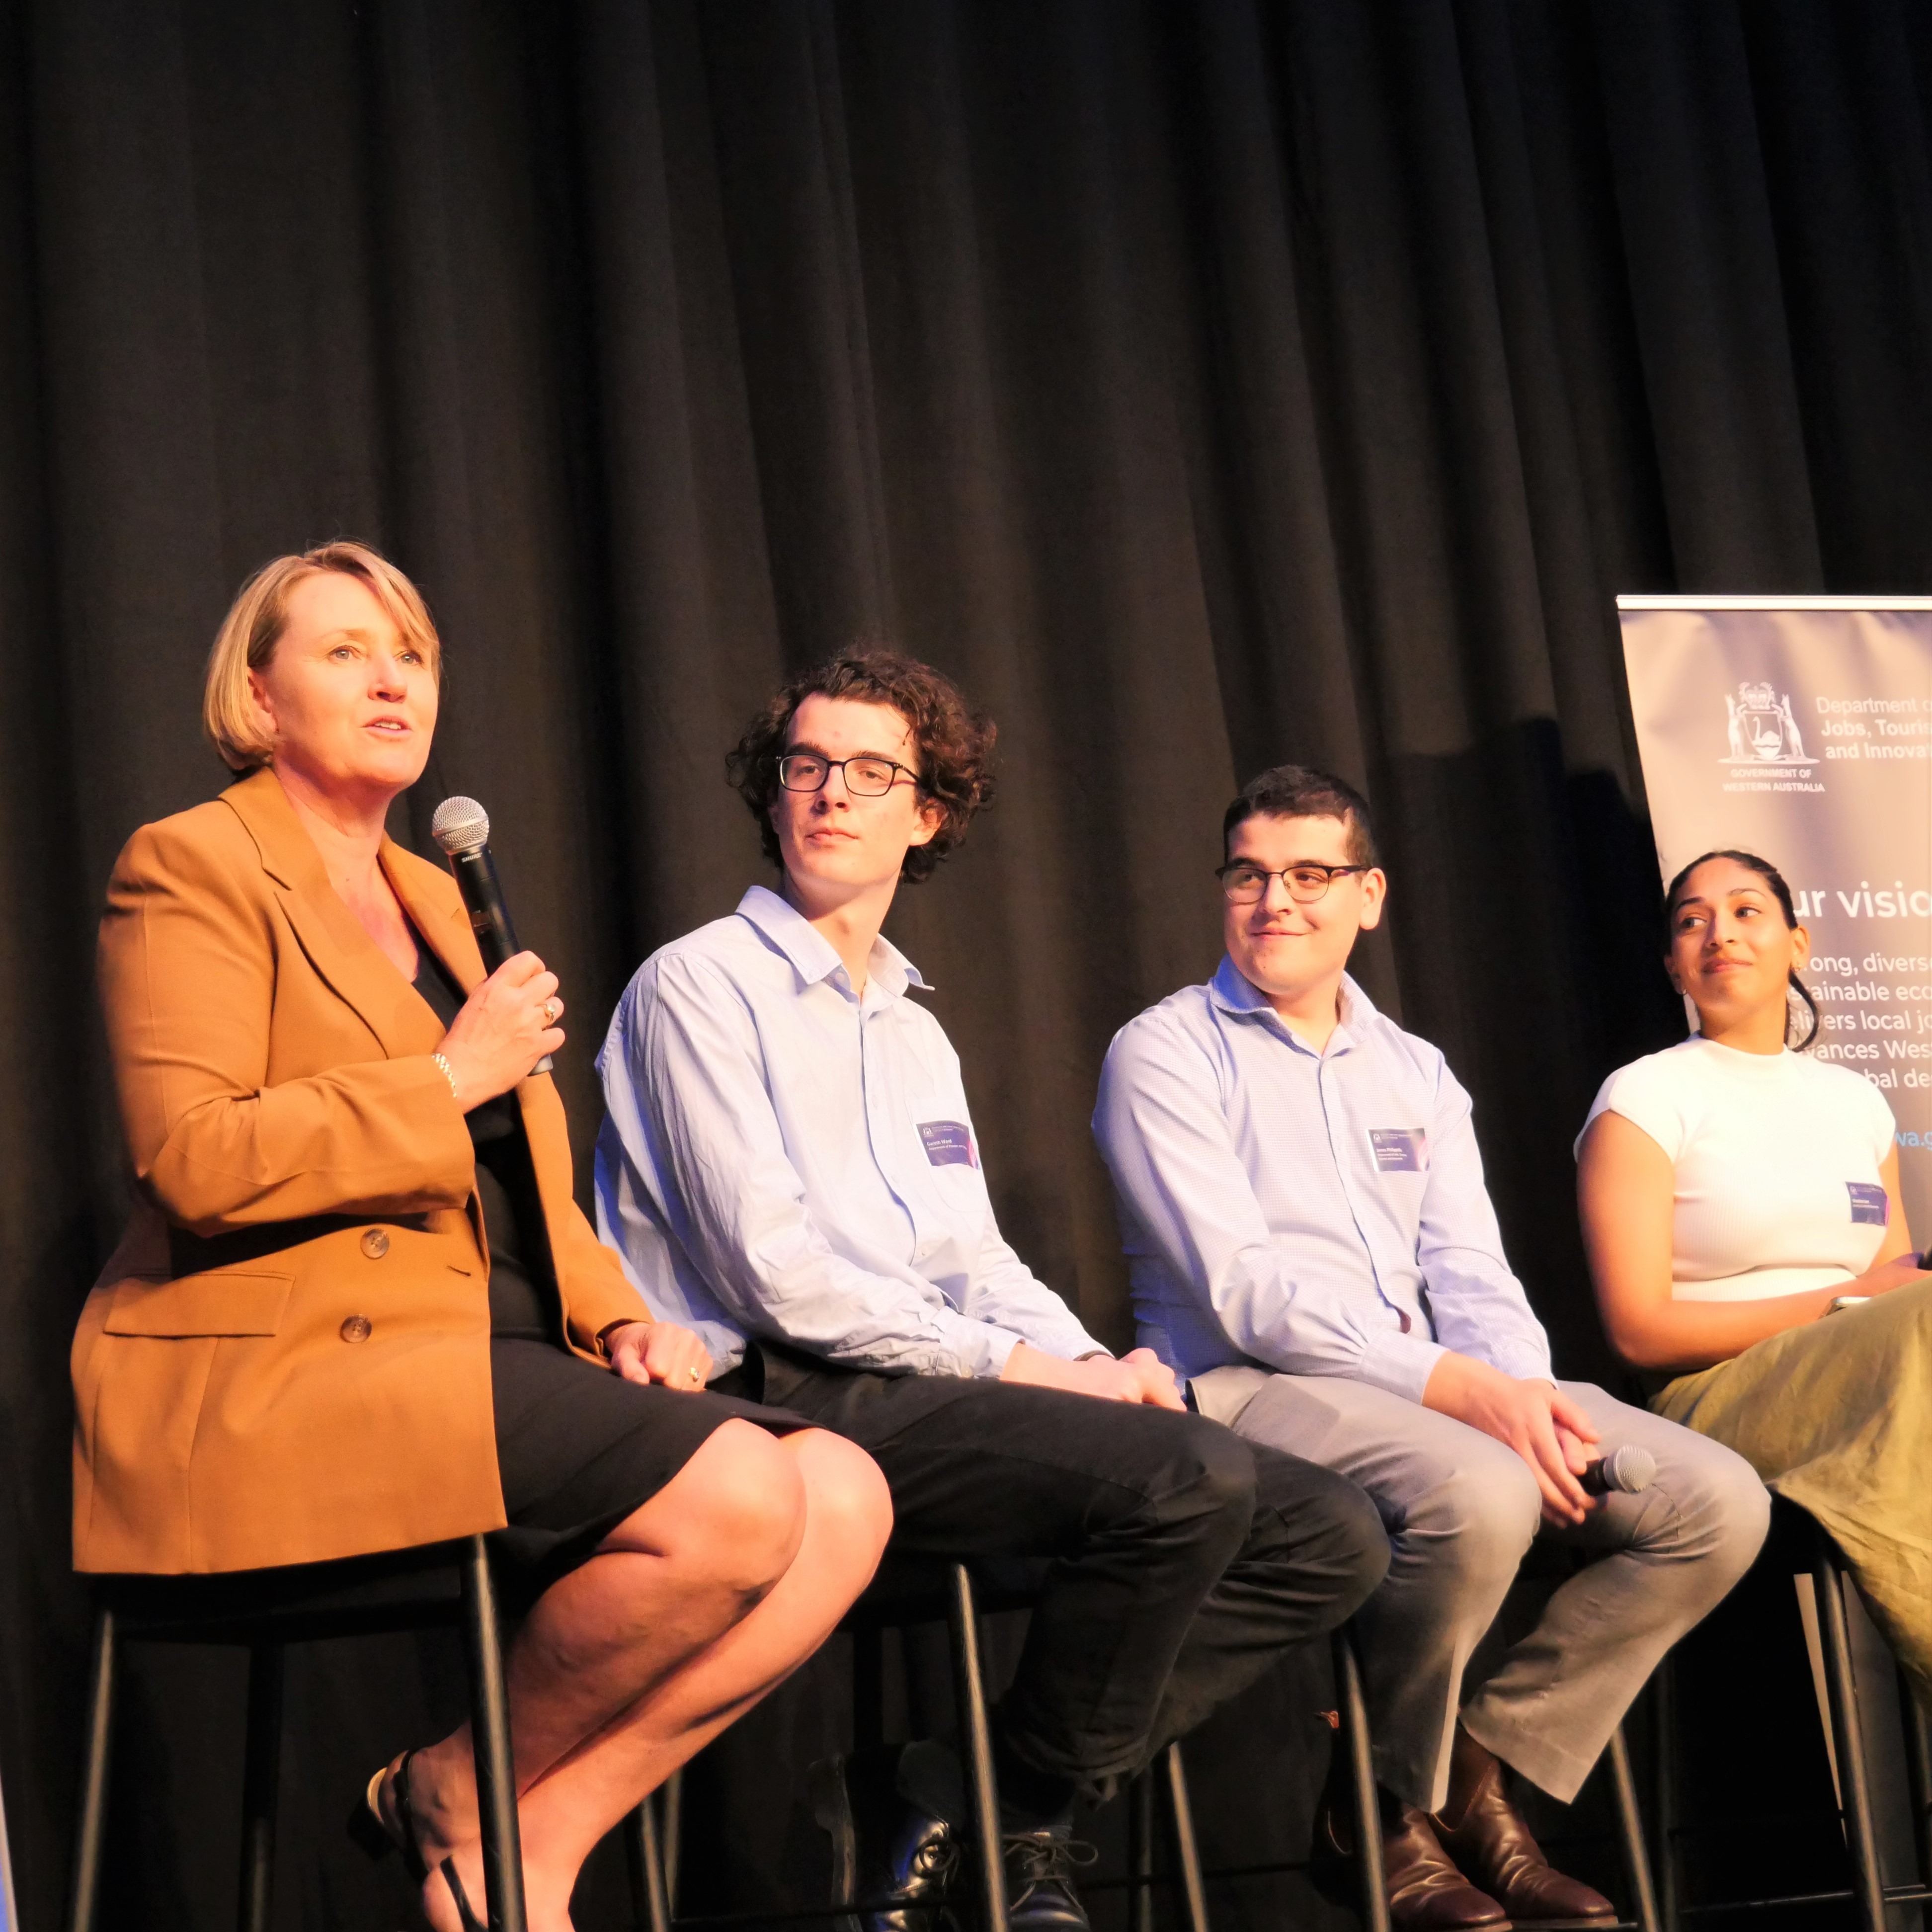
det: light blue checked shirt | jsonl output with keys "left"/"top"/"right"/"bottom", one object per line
{"left": 1092, "top": 959, "right": 1553, "bottom": 1402}
{"left": 595, "top": 886, "right": 1106, "bottom": 1378}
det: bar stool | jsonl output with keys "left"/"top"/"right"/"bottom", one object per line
{"left": 626, "top": 1554, "right": 1214, "bottom": 1932}
{"left": 64, "top": 1534, "right": 527, "bottom": 1932}
{"left": 1654, "top": 1497, "right": 1932, "bottom": 1932}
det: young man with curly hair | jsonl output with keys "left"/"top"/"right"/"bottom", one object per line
{"left": 595, "top": 654, "right": 1389, "bottom": 1932}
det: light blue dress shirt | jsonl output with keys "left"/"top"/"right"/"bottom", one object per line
{"left": 595, "top": 886, "right": 1106, "bottom": 1378}
{"left": 1092, "top": 958, "right": 1553, "bottom": 1402}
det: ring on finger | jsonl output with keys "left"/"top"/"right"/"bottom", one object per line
{"left": 542, "top": 997, "right": 561, "bottom": 1025}
{"left": 687, "top": 1366, "right": 701, "bottom": 1383}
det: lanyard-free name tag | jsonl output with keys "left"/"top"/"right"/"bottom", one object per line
{"left": 1369, "top": 1128, "right": 1428, "bottom": 1174}
{"left": 919, "top": 1121, "right": 978, "bottom": 1169}
{"left": 1847, "top": 1182, "right": 1889, "bottom": 1225}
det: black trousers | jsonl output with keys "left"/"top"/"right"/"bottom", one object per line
{"left": 722, "top": 1344, "right": 1390, "bottom": 1803}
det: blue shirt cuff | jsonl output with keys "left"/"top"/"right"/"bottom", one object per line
{"left": 1355, "top": 1330, "right": 1450, "bottom": 1405}
{"left": 955, "top": 1321, "right": 1023, "bottom": 1380}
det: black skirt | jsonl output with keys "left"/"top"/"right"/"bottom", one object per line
{"left": 489, "top": 1337, "right": 806, "bottom": 1600}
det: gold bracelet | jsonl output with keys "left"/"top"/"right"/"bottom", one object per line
{"left": 430, "top": 1052, "right": 460, "bottom": 1103}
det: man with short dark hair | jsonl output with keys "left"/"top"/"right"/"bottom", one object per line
{"left": 1093, "top": 765, "right": 1771, "bottom": 1932}
{"left": 596, "top": 668, "right": 1389, "bottom": 1932}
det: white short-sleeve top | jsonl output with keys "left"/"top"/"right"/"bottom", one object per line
{"left": 1578, "top": 1038, "right": 1898, "bottom": 1301}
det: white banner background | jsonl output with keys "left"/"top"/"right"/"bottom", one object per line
{"left": 1618, "top": 598, "right": 1932, "bottom": 1244}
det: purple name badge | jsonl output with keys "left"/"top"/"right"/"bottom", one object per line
{"left": 919, "top": 1121, "right": 977, "bottom": 1169}
{"left": 1369, "top": 1128, "right": 1428, "bottom": 1174}
{"left": 1848, "top": 1182, "right": 1889, "bottom": 1226}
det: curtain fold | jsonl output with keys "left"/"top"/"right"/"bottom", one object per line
{"left": 1, "top": 1, "right": 1926, "bottom": 1921}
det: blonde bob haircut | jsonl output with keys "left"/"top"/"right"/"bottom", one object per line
{"left": 203, "top": 541, "right": 442, "bottom": 772}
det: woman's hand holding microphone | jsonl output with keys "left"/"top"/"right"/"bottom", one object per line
{"left": 434, "top": 954, "right": 717, "bottom": 1394}
{"left": 433, "top": 951, "right": 566, "bottom": 1109}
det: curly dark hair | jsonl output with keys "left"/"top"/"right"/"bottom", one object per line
{"left": 726, "top": 650, "right": 997, "bottom": 885}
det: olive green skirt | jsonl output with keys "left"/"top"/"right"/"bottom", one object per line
{"left": 1656, "top": 1277, "right": 1932, "bottom": 1697}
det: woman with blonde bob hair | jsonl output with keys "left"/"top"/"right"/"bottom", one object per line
{"left": 201, "top": 541, "right": 443, "bottom": 771}
{"left": 78, "top": 541, "right": 890, "bottom": 1931}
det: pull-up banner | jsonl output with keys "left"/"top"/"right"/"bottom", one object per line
{"left": 1617, "top": 597, "right": 1932, "bottom": 1235}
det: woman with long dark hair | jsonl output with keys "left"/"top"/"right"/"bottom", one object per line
{"left": 1576, "top": 849, "right": 1932, "bottom": 1690}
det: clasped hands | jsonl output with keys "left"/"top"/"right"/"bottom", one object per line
{"left": 1423, "top": 1351, "right": 1601, "bottom": 1527}
{"left": 1000, "top": 1340, "right": 1185, "bottom": 1409}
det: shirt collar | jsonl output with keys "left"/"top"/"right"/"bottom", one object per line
{"left": 735, "top": 884, "right": 932, "bottom": 999}
{"left": 1208, "top": 955, "right": 1377, "bottom": 1048}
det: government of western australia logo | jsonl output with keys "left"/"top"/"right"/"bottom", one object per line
{"left": 1723, "top": 681, "right": 1810, "bottom": 765}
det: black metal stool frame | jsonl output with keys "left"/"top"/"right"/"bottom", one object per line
{"left": 1653, "top": 1504, "right": 1932, "bottom": 1932}
{"left": 625, "top": 1560, "right": 1213, "bottom": 1932}
{"left": 65, "top": 1532, "right": 527, "bottom": 1932}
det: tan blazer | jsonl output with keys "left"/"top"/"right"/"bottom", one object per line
{"left": 73, "top": 768, "right": 652, "bottom": 1575}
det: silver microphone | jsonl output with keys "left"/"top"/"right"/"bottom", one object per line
{"left": 1581, "top": 1444, "right": 1656, "bottom": 1497}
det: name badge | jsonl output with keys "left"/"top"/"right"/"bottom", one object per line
{"left": 919, "top": 1121, "right": 977, "bottom": 1169}
{"left": 1369, "top": 1128, "right": 1428, "bottom": 1173}
{"left": 1848, "top": 1182, "right": 1889, "bottom": 1226}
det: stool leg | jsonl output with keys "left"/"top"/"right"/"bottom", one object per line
{"left": 663, "top": 1767, "right": 684, "bottom": 1912}
{"left": 65, "top": 1606, "right": 116, "bottom": 1932}
{"left": 462, "top": 1534, "right": 530, "bottom": 1932}
{"left": 1161, "top": 1743, "right": 1211, "bottom": 1932}
{"left": 1127, "top": 1770, "right": 1155, "bottom": 1932}
{"left": 1653, "top": 1663, "right": 1679, "bottom": 1932}
{"left": 947, "top": 1565, "right": 1010, "bottom": 1932}
{"left": 1900, "top": 1666, "right": 1932, "bottom": 1932}
{"left": 1814, "top": 1543, "right": 1885, "bottom": 1932}
{"left": 236, "top": 1642, "right": 284, "bottom": 1932}
{"left": 624, "top": 1791, "right": 672, "bottom": 1932}
{"left": 1333, "top": 1627, "right": 1389, "bottom": 1932}
{"left": 1607, "top": 1722, "right": 1660, "bottom": 1932}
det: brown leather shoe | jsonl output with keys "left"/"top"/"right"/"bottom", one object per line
{"left": 1434, "top": 1733, "right": 1615, "bottom": 1926}
{"left": 1382, "top": 1805, "right": 1511, "bottom": 1932}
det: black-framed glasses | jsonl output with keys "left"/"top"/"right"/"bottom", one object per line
{"left": 1216, "top": 860, "right": 1368, "bottom": 905}
{"left": 774, "top": 751, "right": 922, "bottom": 798}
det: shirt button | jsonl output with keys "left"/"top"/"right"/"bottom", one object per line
{"left": 340, "top": 1314, "right": 373, "bottom": 1344}
{"left": 360, "top": 1228, "right": 390, "bottom": 1260}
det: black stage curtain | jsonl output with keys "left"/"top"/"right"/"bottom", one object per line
{"left": 3, "top": 1, "right": 1931, "bottom": 1925}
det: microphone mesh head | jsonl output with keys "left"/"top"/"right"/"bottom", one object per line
{"left": 431, "top": 796, "right": 490, "bottom": 856}
{"left": 1605, "top": 1444, "right": 1657, "bottom": 1494}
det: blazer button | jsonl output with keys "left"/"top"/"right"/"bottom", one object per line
{"left": 360, "top": 1228, "right": 391, "bottom": 1260}
{"left": 340, "top": 1315, "right": 373, "bottom": 1344}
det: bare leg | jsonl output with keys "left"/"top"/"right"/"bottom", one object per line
{"left": 391, "top": 1424, "right": 889, "bottom": 1931}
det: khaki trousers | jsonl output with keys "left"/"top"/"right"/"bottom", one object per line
{"left": 1195, "top": 1368, "right": 1770, "bottom": 1810}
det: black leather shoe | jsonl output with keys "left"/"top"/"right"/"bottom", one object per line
{"left": 811, "top": 1746, "right": 962, "bottom": 1932}
{"left": 1002, "top": 1822, "right": 1097, "bottom": 1932}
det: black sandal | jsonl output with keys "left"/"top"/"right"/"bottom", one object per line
{"left": 347, "top": 1750, "right": 485, "bottom": 1932}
